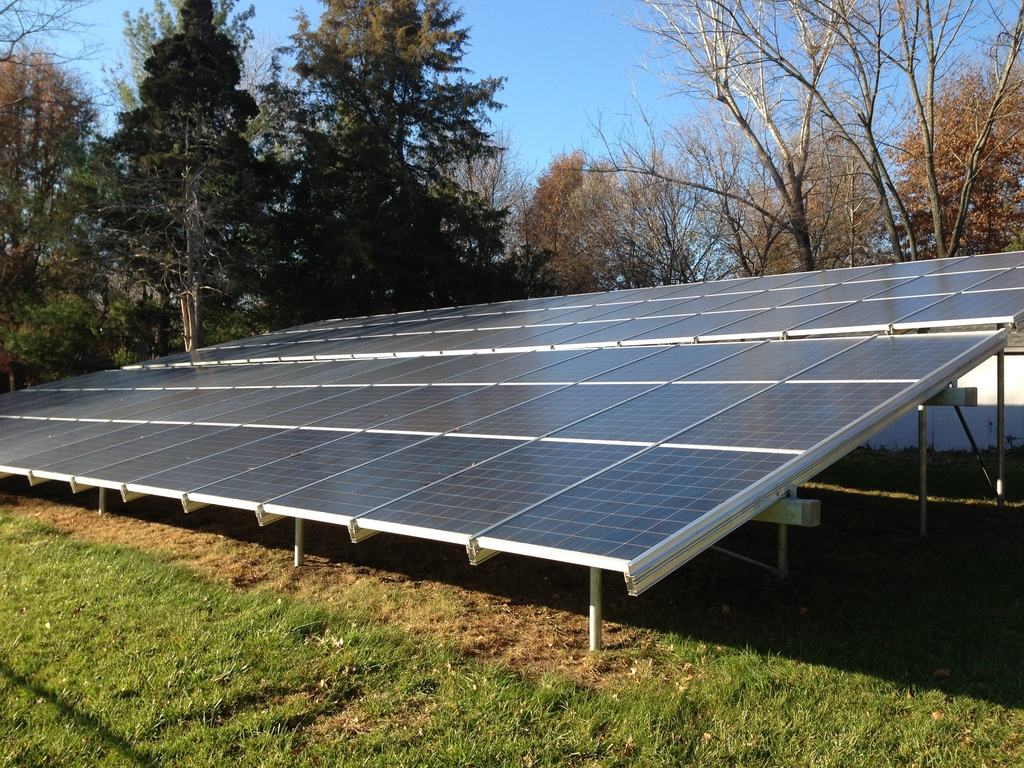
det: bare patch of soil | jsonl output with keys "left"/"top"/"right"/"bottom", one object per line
{"left": 0, "top": 480, "right": 666, "bottom": 685}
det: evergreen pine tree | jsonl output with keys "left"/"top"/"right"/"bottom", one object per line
{"left": 270, "top": 0, "right": 520, "bottom": 322}
{"left": 104, "top": 0, "right": 264, "bottom": 350}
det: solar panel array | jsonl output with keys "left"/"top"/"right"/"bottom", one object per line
{"left": 1, "top": 252, "right": 1021, "bottom": 593}
{"left": 132, "top": 250, "right": 1024, "bottom": 368}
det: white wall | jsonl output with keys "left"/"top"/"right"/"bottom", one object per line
{"left": 865, "top": 354, "right": 1023, "bottom": 450}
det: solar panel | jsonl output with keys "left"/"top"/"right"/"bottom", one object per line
{"left": 139, "top": 431, "right": 426, "bottom": 503}
{"left": 553, "top": 383, "right": 768, "bottom": 443}
{"left": 672, "top": 381, "right": 909, "bottom": 451}
{"left": 476, "top": 447, "right": 792, "bottom": 562}
{"left": 779, "top": 279, "right": 910, "bottom": 305}
{"left": 679, "top": 338, "right": 861, "bottom": 382}
{"left": 76, "top": 426, "right": 290, "bottom": 487}
{"left": 1, "top": 252, "right": 1015, "bottom": 602}
{"left": 370, "top": 384, "right": 563, "bottom": 433}
{"left": 929, "top": 250, "right": 1023, "bottom": 272}
{"left": 582, "top": 342, "right": 757, "bottom": 383}
{"left": 34, "top": 425, "right": 231, "bottom": 481}
{"left": 699, "top": 304, "right": 852, "bottom": 340}
{"left": 228, "top": 388, "right": 403, "bottom": 427}
{"left": 892, "top": 289, "right": 1024, "bottom": 329}
{"left": 792, "top": 332, "right": 997, "bottom": 380}
{"left": 423, "top": 350, "right": 589, "bottom": 384}
{"left": 511, "top": 347, "right": 666, "bottom": 382}
{"left": 463, "top": 384, "right": 651, "bottom": 437}
{"left": 260, "top": 435, "right": 519, "bottom": 521}
{"left": 862, "top": 270, "right": 1003, "bottom": 299}
{"left": 0, "top": 423, "right": 151, "bottom": 472}
{"left": 617, "top": 311, "right": 758, "bottom": 344}
{"left": 706, "top": 286, "right": 826, "bottom": 312}
{"left": 360, "top": 440, "right": 639, "bottom": 539}
{"left": 787, "top": 296, "right": 944, "bottom": 336}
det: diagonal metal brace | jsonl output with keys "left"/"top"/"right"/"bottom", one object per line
{"left": 953, "top": 405, "right": 997, "bottom": 494}
{"left": 713, "top": 496, "right": 822, "bottom": 578}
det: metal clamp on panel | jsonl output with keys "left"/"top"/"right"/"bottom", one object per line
{"left": 180, "top": 493, "right": 208, "bottom": 513}
{"left": 254, "top": 505, "right": 286, "bottom": 526}
{"left": 466, "top": 539, "right": 499, "bottom": 565}
{"left": 752, "top": 497, "right": 821, "bottom": 527}
{"left": 120, "top": 487, "right": 146, "bottom": 502}
{"left": 348, "top": 520, "right": 378, "bottom": 543}
{"left": 924, "top": 386, "right": 978, "bottom": 407}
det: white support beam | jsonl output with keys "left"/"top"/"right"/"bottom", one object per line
{"left": 0, "top": 472, "right": 11, "bottom": 480}
{"left": 924, "top": 386, "right": 978, "bottom": 407}
{"left": 752, "top": 497, "right": 820, "bottom": 527}
{"left": 294, "top": 517, "right": 305, "bottom": 567}
{"left": 69, "top": 478, "right": 95, "bottom": 493}
{"left": 98, "top": 487, "right": 107, "bottom": 515}
{"left": 120, "top": 488, "right": 146, "bottom": 502}
{"left": 26, "top": 472, "right": 50, "bottom": 487}
{"left": 589, "top": 567, "right": 602, "bottom": 652}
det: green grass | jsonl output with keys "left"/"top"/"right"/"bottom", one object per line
{"left": 1, "top": 450, "right": 1023, "bottom": 766}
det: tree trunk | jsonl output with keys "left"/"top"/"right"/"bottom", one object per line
{"left": 181, "top": 292, "right": 194, "bottom": 352}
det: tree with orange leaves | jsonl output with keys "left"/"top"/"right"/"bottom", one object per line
{"left": 0, "top": 52, "right": 96, "bottom": 387}
{"left": 895, "top": 69, "right": 1024, "bottom": 259}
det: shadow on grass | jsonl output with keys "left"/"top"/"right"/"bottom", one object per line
{"left": 0, "top": 661, "right": 156, "bottom": 766}
{"left": 3, "top": 450, "right": 1023, "bottom": 708}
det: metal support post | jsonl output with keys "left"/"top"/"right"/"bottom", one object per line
{"left": 776, "top": 484, "right": 797, "bottom": 579}
{"left": 997, "top": 352, "right": 1006, "bottom": 512}
{"left": 918, "top": 405, "right": 928, "bottom": 536}
{"left": 589, "top": 567, "right": 602, "bottom": 652}
{"left": 98, "top": 487, "right": 107, "bottom": 515}
{"left": 777, "top": 523, "right": 789, "bottom": 580}
{"left": 294, "top": 517, "right": 305, "bottom": 567}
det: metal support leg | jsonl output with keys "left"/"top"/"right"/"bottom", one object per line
{"left": 98, "top": 487, "right": 107, "bottom": 515}
{"left": 919, "top": 405, "right": 928, "bottom": 536}
{"left": 589, "top": 567, "right": 602, "bottom": 651}
{"left": 777, "top": 523, "right": 789, "bottom": 579}
{"left": 997, "top": 352, "right": 1005, "bottom": 512}
{"left": 294, "top": 517, "right": 305, "bottom": 567}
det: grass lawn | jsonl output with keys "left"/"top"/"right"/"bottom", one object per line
{"left": 0, "top": 449, "right": 1022, "bottom": 766}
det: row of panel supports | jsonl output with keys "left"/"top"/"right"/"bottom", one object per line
{"left": 586, "top": 490, "right": 819, "bottom": 651}
{"left": 918, "top": 354, "right": 1006, "bottom": 535}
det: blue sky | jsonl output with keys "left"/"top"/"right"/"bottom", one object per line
{"left": 56, "top": 0, "right": 679, "bottom": 171}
